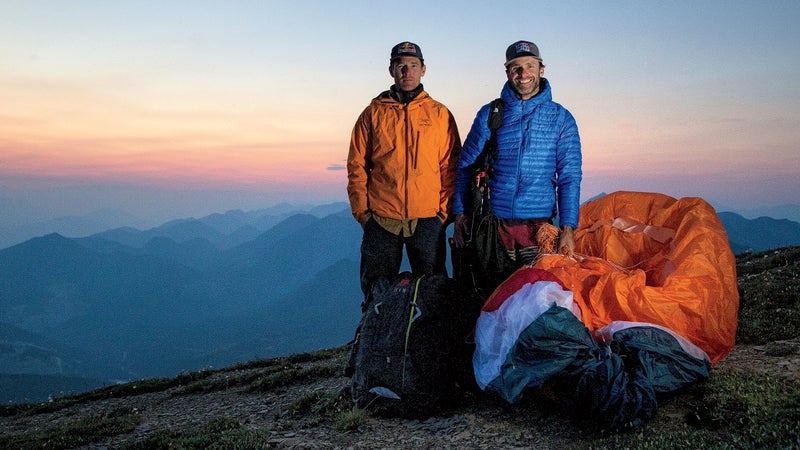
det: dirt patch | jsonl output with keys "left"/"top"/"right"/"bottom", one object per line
{"left": 2, "top": 338, "right": 797, "bottom": 450}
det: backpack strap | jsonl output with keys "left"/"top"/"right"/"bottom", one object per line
{"left": 472, "top": 98, "right": 504, "bottom": 217}
{"left": 488, "top": 98, "right": 504, "bottom": 132}
{"left": 476, "top": 98, "right": 504, "bottom": 171}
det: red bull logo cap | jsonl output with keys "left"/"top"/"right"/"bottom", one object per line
{"left": 390, "top": 41, "right": 423, "bottom": 62}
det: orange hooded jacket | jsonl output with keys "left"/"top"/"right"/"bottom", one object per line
{"left": 347, "top": 90, "right": 461, "bottom": 224}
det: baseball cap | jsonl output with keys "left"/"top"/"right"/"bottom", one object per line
{"left": 505, "top": 40, "right": 541, "bottom": 66}
{"left": 390, "top": 41, "right": 423, "bottom": 62}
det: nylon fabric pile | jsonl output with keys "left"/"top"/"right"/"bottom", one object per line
{"left": 472, "top": 191, "right": 738, "bottom": 428}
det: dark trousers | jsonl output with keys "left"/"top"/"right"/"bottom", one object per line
{"left": 359, "top": 216, "right": 447, "bottom": 301}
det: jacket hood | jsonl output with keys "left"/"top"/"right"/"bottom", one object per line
{"left": 376, "top": 88, "right": 430, "bottom": 109}
{"left": 501, "top": 77, "right": 552, "bottom": 107}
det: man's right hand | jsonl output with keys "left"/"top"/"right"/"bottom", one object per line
{"left": 452, "top": 214, "right": 469, "bottom": 247}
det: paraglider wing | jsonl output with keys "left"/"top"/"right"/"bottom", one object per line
{"left": 472, "top": 191, "right": 738, "bottom": 428}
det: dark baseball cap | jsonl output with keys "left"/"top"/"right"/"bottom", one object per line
{"left": 390, "top": 41, "right": 423, "bottom": 62}
{"left": 505, "top": 40, "right": 541, "bottom": 66}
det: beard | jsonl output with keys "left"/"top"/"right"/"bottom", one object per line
{"left": 512, "top": 77, "right": 540, "bottom": 99}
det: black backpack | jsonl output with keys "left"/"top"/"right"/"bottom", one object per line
{"left": 452, "top": 99, "right": 517, "bottom": 300}
{"left": 349, "top": 272, "right": 475, "bottom": 418}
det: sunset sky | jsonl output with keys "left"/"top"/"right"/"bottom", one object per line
{"left": 1, "top": 1, "right": 798, "bottom": 225}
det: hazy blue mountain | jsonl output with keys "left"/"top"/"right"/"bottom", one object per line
{"left": 0, "top": 208, "right": 147, "bottom": 250}
{"left": 0, "top": 323, "right": 114, "bottom": 379}
{"left": 307, "top": 202, "right": 352, "bottom": 218}
{"left": 265, "top": 258, "right": 363, "bottom": 353}
{"left": 92, "top": 218, "right": 226, "bottom": 250}
{"left": 87, "top": 226, "right": 149, "bottom": 248}
{"left": 0, "top": 322, "right": 117, "bottom": 404}
{"left": 224, "top": 224, "right": 264, "bottom": 247}
{"left": 0, "top": 201, "right": 351, "bottom": 252}
{"left": 140, "top": 236, "right": 220, "bottom": 270}
{"left": 154, "top": 258, "right": 362, "bottom": 372}
{"left": 0, "top": 209, "right": 362, "bottom": 403}
{"left": 153, "top": 219, "right": 227, "bottom": 244}
{"left": 5, "top": 198, "right": 797, "bottom": 404}
{"left": 736, "top": 204, "right": 800, "bottom": 223}
{"left": 197, "top": 209, "right": 254, "bottom": 235}
{"left": 0, "top": 233, "right": 218, "bottom": 379}
{"left": 0, "top": 374, "right": 109, "bottom": 405}
{"left": 718, "top": 212, "right": 800, "bottom": 254}
{"left": 89, "top": 202, "right": 352, "bottom": 252}
{"left": 212, "top": 209, "right": 359, "bottom": 290}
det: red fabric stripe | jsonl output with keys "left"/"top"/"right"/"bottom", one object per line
{"left": 481, "top": 267, "right": 567, "bottom": 312}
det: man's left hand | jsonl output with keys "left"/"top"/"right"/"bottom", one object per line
{"left": 559, "top": 226, "right": 576, "bottom": 257}
{"left": 452, "top": 214, "right": 469, "bottom": 248}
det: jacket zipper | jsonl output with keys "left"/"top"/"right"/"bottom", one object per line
{"left": 512, "top": 100, "right": 527, "bottom": 218}
{"left": 404, "top": 104, "right": 411, "bottom": 219}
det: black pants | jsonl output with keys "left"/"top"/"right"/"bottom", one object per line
{"left": 359, "top": 216, "right": 447, "bottom": 301}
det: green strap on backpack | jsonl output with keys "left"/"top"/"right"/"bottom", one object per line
{"left": 401, "top": 276, "right": 423, "bottom": 386}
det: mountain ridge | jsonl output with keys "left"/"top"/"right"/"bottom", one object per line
{"left": 1, "top": 246, "right": 797, "bottom": 448}
{"left": 2, "top": 201, "right": 800, "bottom": 404}
{"left": 0, "top": 208, "right": 362, "bottom": 403}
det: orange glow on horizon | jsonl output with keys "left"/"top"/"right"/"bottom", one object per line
{"left": 0, "top": 133, "right": 347, "bottom": 190}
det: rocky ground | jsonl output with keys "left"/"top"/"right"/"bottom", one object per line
{"left": 1, "top": 335, "right": 798, "bottom": 450}
{"left": 2, "top": 246, "right": 799, "bottom": 449}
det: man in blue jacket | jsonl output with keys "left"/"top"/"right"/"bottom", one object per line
{"left": 452, "top": 40, "right": 582, "bottom": 264}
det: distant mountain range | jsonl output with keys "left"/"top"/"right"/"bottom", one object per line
{"left": 3, "top": 197, "right": 800, "bottom": 251}
{"left": 0, "top": 201, "right": 353, "bottom": 251}
{"left": 0, "top": 203, "right": 363, "bottom": 403}
{"left": 717, "top": 212, "right": 800, "bottom": 254}
{"left": 1, "top": 199, "right": 799, "bottom": 404}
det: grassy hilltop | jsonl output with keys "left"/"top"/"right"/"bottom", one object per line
{"left": 1, "top": 247, "right": 799, "bottom": 449}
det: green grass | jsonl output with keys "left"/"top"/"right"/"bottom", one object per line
{"left": 735, "top": 246, "right": 800, "bottom": 344}
{"left": 0, "top": 347, "right": 351, "bottom": 449}
{"left": 287, "top": 388, "right": 364, "bottom": 430}
{"left": 334, "top": 407, "right": 367, "bottom": 431}
{"left": 0, "top": 407, "right": 141, "bottom": 450}
{"left": 0, "top": 370, "right": 217, "bottom": 418}
{"left": 246, "top": 363, "right": 341, "bottom": 393}
{"left": 173, "top": 348, "right": 348, "bottom": 396}
{"left": 2, "top": 249, "right": 798, "bottom": 449}
{"left": 0, "top": 347, "right": 350, "bottom": 418}
{"left": 589, "top": 370, "right": 800, "bottom": 449}
{"left": 122, "top": 416, "right": 273, "bottom": 450}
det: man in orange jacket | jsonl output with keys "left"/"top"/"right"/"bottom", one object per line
{"left": 347, "top": 41, "right": 462, "bottom": 302}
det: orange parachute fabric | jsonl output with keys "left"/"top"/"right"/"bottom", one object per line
{"left": 533, "top": 191, "right": 739, "bottom": 363}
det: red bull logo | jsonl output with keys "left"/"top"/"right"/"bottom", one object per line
{"left": 399, "top": 42, "right": 417, "bottom": 54}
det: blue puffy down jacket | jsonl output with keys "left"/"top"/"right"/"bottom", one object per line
{"left": 453, "top": 78, "right": 582, "bottom": 228}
